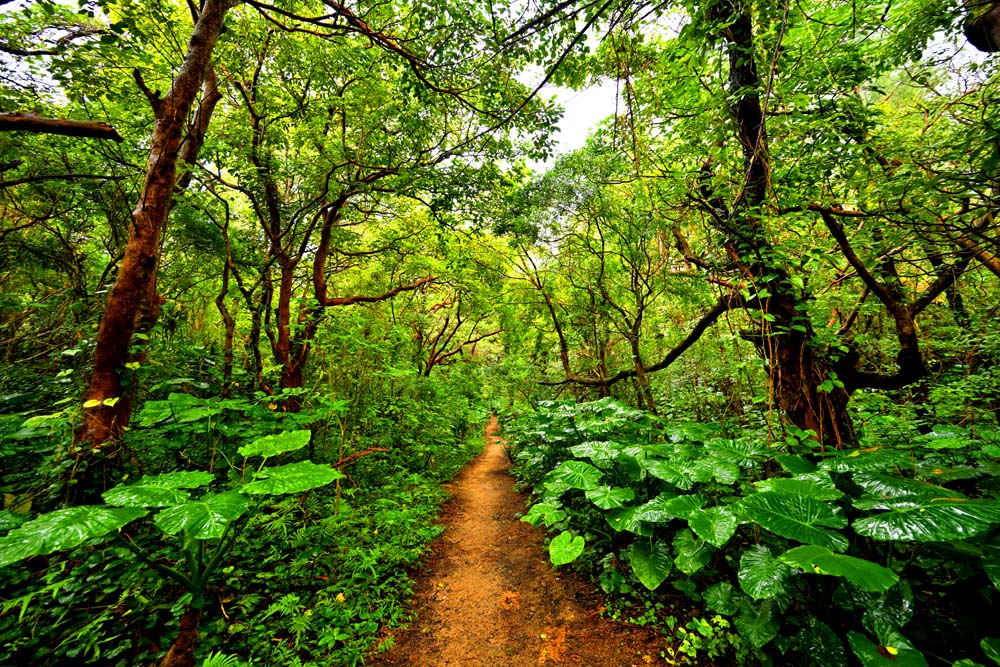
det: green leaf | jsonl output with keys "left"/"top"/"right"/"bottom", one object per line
{"left": 702, "top": 581, "right": 746, "bottom": 615}
{"left": 735, "top": 599, "right": 780, "bottom": 648}
{"left": 847, "top": 631, "right": 928, "bottom": 667}
{"left": 549, "top": 530, "right": 585, "bottom": 566}
{"left": 138, "top": 471, "right": 217, "bottom": 488}
{"left": 755, "top": 473, "right": 843, "bottom": 500}
{"left": 627, "top": 540, "right": 673, "bottom": 590}
{"left": 584, "top": 485, "right": 635, "bottom": 509}
{"left": 643, "top": 459, "right": 694, "bottom": 489}
{"left": 819, "top": 449, "right": 911, "bottom": 473}
{"left": 544, "top": 460, "right": 603, "bottom": 493}
{"left": 0, "top": 510, "right": 27, "bottom": 531}
{"left": 982, "top": 536, "right": 1000, "bottom": 590}
{"left": 605, "top": 506, "right": 653, "bottom": 536}
{"left": 688, "top": 457, "right": 741, "bottom": 485}
{"left": 740, "top": 492, "right": 848, "bottom": 551}
{"left": 853, "top": 498, "right": 1000, "bottom": 541}
{"left": 673, "top": 528, "right": 712, "bottom": 575}
{"left": 688, "top": 506, "right": 738, "bottom": 547}
{"left": 982, "top": 637, "right": 1000, "bottom": 666}
{"left": 792, "top": 618, "right": 848, "bottom": 667}
{"left": 779, "top": 545, "right": 898, "bottom": 592}
{"left": 863, "top": 583, "right": 914, "bottom": 637}
{"left": 569, "top": 440, "right": 626, "bottom": 465}
{"left": 153, "top": 491, "right": 249, "bottom": 540}
{"left": 738, "top": 545, "right": 794, "bottom": 600}
{"left": 853, "top": 472, "right": 963, "bottom": 499}
{"left": 0, "top": 506, "right": 147, "bottom": 567}
{"left": 635, "top": 492, "right": 704, "bottom": 522}
{"left": 775, "top": 454, "right": 817, "bottom": 475}
{"left": 103, "top": 471, "right": 215, "bottom": 507}
{"left": 103, "top": 485, "right": 190, "bottom": 508}
{"left": 242, "top": 461, "right": 344, "bottom": 495}
{"left": 238, "top": 430, "right": 312, "bottom": 459}
{"left": 521, "top": 502, "right": 566, "bottom": 527}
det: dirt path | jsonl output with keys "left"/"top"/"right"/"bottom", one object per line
{"left": 369, "top": 416, "right": 669, "bottom": 667}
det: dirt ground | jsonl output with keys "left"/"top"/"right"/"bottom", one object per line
{"left": 368, "top": 416, "right": 678, "bottom": 667}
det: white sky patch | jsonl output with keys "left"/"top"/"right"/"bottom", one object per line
{"left": 525, "top": 77, "right": 621, "bottom": 172}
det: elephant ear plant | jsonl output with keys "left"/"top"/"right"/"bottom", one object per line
{"left": 0, "top": 429, "right": 342, "bottom": 667}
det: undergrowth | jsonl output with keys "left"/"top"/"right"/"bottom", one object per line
{"left": 505, "top": 397, "right": 1000, "bottom": 667}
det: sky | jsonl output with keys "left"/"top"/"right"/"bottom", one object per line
{"left": 523, "top": 79, "right": 621, "bottom": 172}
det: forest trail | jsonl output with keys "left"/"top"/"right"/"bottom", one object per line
{"left": 369, "top": 416, "right": 670, "bottom": 667}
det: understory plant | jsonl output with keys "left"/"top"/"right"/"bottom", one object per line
{"left": 0, "top": 428, "right": 341, "bottom": 667}
{"left": 0, "top": 382, "right": 485, "bottom": 667}
{"left": 507, "top": 397, "right": 1000, "bottom": 666}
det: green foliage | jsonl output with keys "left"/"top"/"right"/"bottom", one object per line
{"left": 508, "top": 397, "right": 1000, "bottom": 666}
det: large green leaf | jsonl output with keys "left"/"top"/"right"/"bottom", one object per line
{"left": 687, "top": 457, "right": 740, "bottom": 485}
{"left": 775, "top": 454, "right": 817, "bottom": 475}
{"left": 238, "top": 430, "right": 312, "bottom": 459}
{"left": 136, "top": 392, "right": 223, "bottom": 426}
{"left": 153, "top": 491, "right": 249, "bottom": 540}
{"left": 740, "top": 492, "right": 848, "bottom": 551}
{"left": 0, "top": 510, "right": 27, "bottom": 531}
{"left": 103, "top": 484, "right": 190, "bottom": 508}
{"left": 0, "top": 506, "right": 147, "bottom": 567}
{"left": 738, "top": 545, "right": 794, "bottom": 600}
{"left": 544, "top": 460, "right": 602, "bottom": 492}
{"left": 847, "top": 631, "right": 928, "bottom": 667}
{"left": 819, "top": 448, "right": 911, "bottom": 473}
{"left": 755, "top": 473, "right": 843, "bottom": 500}
{"left": 852, "top": 472, "right": 963, "bottom": 499}
{"left": 102, "top": 472, "right": 214, "bottom": 508}
{"left": 983, "top": 536, "right": 1000, "bottom": 590}
{"left": 627, "top": 540, "right": 673, "bottom": 590}
{"left": 734, "top": 599, "right": 780, "bottom": 648}
{"left": 702, "top": 581, "right": 747, "bottom": 615}
{"left": 242, "top": 461, "right": 344, "bottom": 495}
{"left": 688, "top": 506, "right": 738, "bottom": 547}
{"left": 791, "top": 618, "right": 848, "bottom": 667}
{"left": 605, "top": 506, "right": 654, "bottom": 536}
{"left": 584, "top": 485, "right": 635, "bottom": 509}
{"left": 569, "top": 440, "right": 626, "bottom": 466}
{"left": 635, "top": 492, "right": 704, "bottom": 522}
{"left": 853, "top": 498, "right": 1000, "bottom": 542}
{"left": 982, "top": 637, "right": 1000, "bottom": 666}
{"left": 779, "top": 545, "right": 898, "bottom": 592}
{"left": 643, "top": 459, "right": 694, "bottom": 489}
{"left": 549, "top": 530, "right": 585, "bottom": 566}
{"left": 863, "top": 583, "right": 915, "bottom": 638}
{"left": 673, "top": 529, "right": 712, "bottom": 575}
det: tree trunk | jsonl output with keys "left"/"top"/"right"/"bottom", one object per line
{"left": 964, "top": 0, "right": 1000, "bottom": 51}
{"left": 74, "top": 0, "right": 231, "bottom": 489}
{"left": 719, "top": 1, "right": 854, "bottom": 446}
{"left": 159, "top": 606, "right": 202, "bottom": 667}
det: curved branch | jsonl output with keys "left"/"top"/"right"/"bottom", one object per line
{"left": 324, "top": 275, "right": 437, "bottom": 307}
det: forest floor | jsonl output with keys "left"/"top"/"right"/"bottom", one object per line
{"left": 368, "top": 416, "right": 689, "bottom": 667}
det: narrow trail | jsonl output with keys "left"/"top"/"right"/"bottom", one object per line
{"left": 370, "top": 416, "right": 668, "bottom": 667}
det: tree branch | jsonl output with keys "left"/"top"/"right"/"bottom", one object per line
{"left": 0, "top": 112, "right": 123, "bottom": 142}
{"left": 324, "top": 275, "right": 437, "bottom": 307}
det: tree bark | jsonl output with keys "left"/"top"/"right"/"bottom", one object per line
{"left": 159, "top": 607, "right": 202, "bottom": 667}
{"left": 75, "top": 0, "right": 231, "bottom": 482}
{"left": 0, "top": 112, "right": 123, "bottom": 141}
{"left": 964, "top": 0, "right": 1000, "bottom": 51}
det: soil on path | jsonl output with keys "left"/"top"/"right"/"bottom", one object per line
{"left": 369, "top": 416, "right": 674, "bottom": 667}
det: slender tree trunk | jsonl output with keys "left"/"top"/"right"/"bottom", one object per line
{"left": 75, "top": 1, "right": 231, "bottom": 478}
